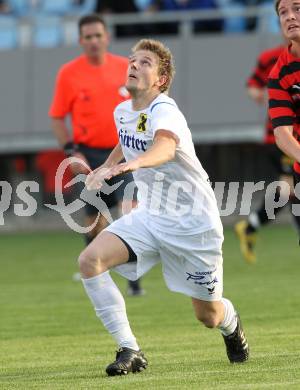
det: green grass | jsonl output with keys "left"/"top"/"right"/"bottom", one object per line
{"left": 1, "top": 226, "right": 300, "bottom": 389}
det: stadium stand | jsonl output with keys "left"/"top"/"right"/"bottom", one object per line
{"left": 71, "top": 0, "right": 96, "bottom": 15}
{"left": 8, "top": 0, "right": 31, "bottom": 16}
{"left": 33, "top": 14, "right": 64, "bottom": 47}
{"left": 256, "top": 1, "right": 280, "bottom": 34}
{"left": 39, "top": 0, "right": 72, "bottom": 16}
{"left": 218, "top": 0, "right": 247, "bottom": 33}
{"left": 0, "top": 15, "right": 18, "bottom": 49}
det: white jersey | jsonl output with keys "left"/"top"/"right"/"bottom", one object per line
{"left": 114, "top": 93, "right": 222, "bottom": 234}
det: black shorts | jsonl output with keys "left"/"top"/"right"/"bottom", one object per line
{"left": 78, "top": 144, "right": 136, "bottom": 217}
{"left": 267, "top": 144, "right": 294, "bottom": 175}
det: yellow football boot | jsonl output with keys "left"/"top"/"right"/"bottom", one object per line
{"left": 234, "top": 220, "right": 257, "bottom": 264}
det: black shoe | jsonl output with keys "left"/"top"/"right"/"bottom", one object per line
{"left": 106, "top": 347, "right": 148, "bottom": 376}
{"left": 222, "top": 313, "right": 249, "bottom": 363}
{"left": 127, "top": 280, "right": 146, "bottom": 296}
{"left": 127, "top": 286, "right": 146, "bottom": 296}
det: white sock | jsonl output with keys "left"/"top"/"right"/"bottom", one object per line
{"left": 218, "top": 298, "right": 237, "bottom": 336}
{"left": 82, "top": 271, "right": 139, "bottom": 350}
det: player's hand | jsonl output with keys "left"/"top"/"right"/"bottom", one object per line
{"left": 85, "top": 159, "right": 140, "bottom": 190}
{"left": 85, "top": 166, "right": 113, "bottom": 190}
{"left": 70, "top": 152, "right": 90, "bottom": 175}
{"left": 247, "top": 87, "right": 266, "bottom": 106}
{"left": 107, "top": 160, "right": 140, "bottom": 178}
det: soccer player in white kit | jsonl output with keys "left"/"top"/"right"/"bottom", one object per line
{"left": 80, "top": 39, "right": 249, "bottom": 376}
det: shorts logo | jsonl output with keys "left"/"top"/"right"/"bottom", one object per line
{"left": 186, "top": 271, "right": 218, "bottom": 292}
{"left": 186, "top": 272, "right": 205, "bottom": 281}
{"left": 136, "top": 113, "right": 147, "bottom": 133}
{"left": 207, "top": 287, "right": 215, "bottom": 295}
{"left": 291, "top": 84, "right": 300, "bottom": 101}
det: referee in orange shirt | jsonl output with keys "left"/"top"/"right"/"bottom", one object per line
{"left": 49, "top": 14, "right": 143, "bottom": 296}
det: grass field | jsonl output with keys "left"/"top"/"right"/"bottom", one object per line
{"left": 1, "top": 225, "right": 300, "bottom": 389}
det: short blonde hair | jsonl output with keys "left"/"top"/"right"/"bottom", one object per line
{"left": 132, "top": 39, "right": 175, "bottom": 93}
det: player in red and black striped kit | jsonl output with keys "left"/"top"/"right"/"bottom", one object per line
{"left": 235, "top": 43, "right": 300, "bottom": 263}
{"left": 268, "top": 0, "right": 300, "bottom": 245}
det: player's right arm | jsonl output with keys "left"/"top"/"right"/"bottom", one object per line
{"left": 274, "top": 125, "right": 300, "bottom": 162}
{"left": 49, "top": 67, "right": 72, "bottom": 147}
{"left": 51, "top": 115, "right": 89, "bottom": 174}
{"left": 85, "top": 143, "right": 125, "bottom": 190}
{"left": 49, "top": 68, "right": 89, "bottom": 174}
{"left": 101, "top": 143, "right": 124, "bottom": 168}
{"left": 51, "top": 117, "right": 70, "bottom": 147}
{"left": 268, "top": 73, "right": 300, "bottom": 162}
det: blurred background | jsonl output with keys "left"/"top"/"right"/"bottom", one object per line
{"left": 0, "top": 0, "right": 285, "bottom": 232}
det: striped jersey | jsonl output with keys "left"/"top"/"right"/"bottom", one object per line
{"left": 268, "top": 45, "right": 300, "bottom": 173}
{"left": 247, "top": 45, "right": 284, "bottom": 144}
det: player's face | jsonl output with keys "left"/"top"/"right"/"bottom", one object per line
{"left": 278, "top": 0, "right": 300, "bottom": 41}
{"left": 126, "top": 50, "right": 166, "bottom": 94}
{"left": 79, "top": 22, "right": 109, "bottom": 61}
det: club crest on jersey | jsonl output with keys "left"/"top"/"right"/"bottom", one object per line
{"left": 291, "top": 84, "right": 300, "bottom": 101}
{"left": 136, "top": 113, "right": 147, "bottom": 133}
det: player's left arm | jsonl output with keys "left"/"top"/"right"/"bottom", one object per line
{"left": 86, "top": 130, "right": 177, "bottom": 189}
{"left": 110, "top": 130, "right": 177, "bottom": 174}
{"left": 133, "top": 129, "right": 177, "bottom": 165}
{"left": 268, "top": 74, "right": 298, "bottom": 159}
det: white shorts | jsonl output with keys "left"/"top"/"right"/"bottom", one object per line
{"left": 105, "top": 208, "right": 224, "bottom": 301}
